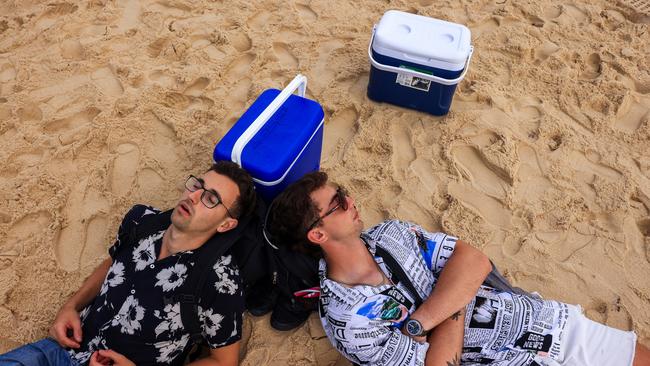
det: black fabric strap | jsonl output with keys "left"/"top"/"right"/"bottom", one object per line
{"left": 373, "top": 245, "right": 423, "bottom": 307}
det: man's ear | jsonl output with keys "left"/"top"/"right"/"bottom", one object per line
{"left": 307, "top": 227, "right": 327, "bottom": 246}
{"left": 216, "top": 218, "right": 238, "bottom": 233}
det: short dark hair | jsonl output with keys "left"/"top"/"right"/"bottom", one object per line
{"left": 209, "top": 161, "right": 256, "bottom": 219}
{"left": 267, "top": 171, "right": 328, "bottom": 259}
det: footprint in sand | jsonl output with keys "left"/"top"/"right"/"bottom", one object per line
{"left": 451, "top": 145, "right": 510, "bottom": 200}
{"left": 224, "top": 77, "right": 251, "bottom": 115}
{"left": 247, "top": 10, "right": 274, "bottom": 30}
{"left": 148, "top": 38, "right": 169, "bottom": 58}
{"left": 56, "top": 182, "right": 110, "bottom": 271}
{"left": 272, "top": 42, "right": 299, "bottom": 70}
{"left": 534, "top": 40, "right": 560, "bottom": 64}
{"left": 621, "top": 0, "right": 650, "bottom": 19}
{"left": 295, "top": 3, "right": 318, "bottom": 22}
{"left": 580, "top": 53, "right": 602, "bottom": 80}
{"left": 472, "top": 18, "right": 499, "bottom": 39}
{"left": 184, "top": 77, "right": 210, "bottom": 97}
{"left": 229, "top": 31, "right": 252, "bottom": 52}
{"left": 148, "top": 70, "right": 176, "bottom": 88}
{"left": 12, "top": 148, "right": 44, "bottom": 168}
{"left": 447, "top": 182, "right": 513, "bottom": 229}
{"left": 91, "top": 67, "right": 124, "bottom": 97}
{"left": 512, "top": 97, "right": 543, "bottom": 138}
{"left": 514, "top": 143, "right": 553, "bottom": 204}
{"left": 144, "top": 112, "right": 188, "bottom": 168}
{"left": 390, "top": 123, "right": 416, "bottom": 177}
{"left": 310, "top": 39, "right": 346, "bottom": 93}
{"left": 0, "top": 63, "right": 16, "bottom": 83}
{"left": 60, "top": 39, "right": 86, "bottom": 60}
{"left": 116, "top": 0, "right": 140, "bottom": 33}
{"left": 110, "top": 143, "right": 140, "bottom": 197}
{"left": 225, "top": 53, "right": 255, "bottom": 82}
{"left": 556, "top": 4, "right": 588, "bottom": 25}
{"left": 2, "top": 212, "right": 51, "bottom": 258}
{"left": 162, "top": 92, "right": 193, "bottom": 110}
{"left": 43, "top": 107, "right": 101, "bottom": 145}
{"left": 322, "top": 107, "right": 359, "bottom": 165}
{"left": 17, "top": 103, "right": 43, "bottom": 122}
{"left": 614, "top": 94, "right": 650, "bottom": 133}
{"left": 37, "top": 2, "right": 78, "bottom": 28}
{"left": 135, "top": 168, "right": 167, "bottom": 204}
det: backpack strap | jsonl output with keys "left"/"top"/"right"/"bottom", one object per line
{"left": 373, "top": 245, "right": 424, "bottom": 307}
{"left": 170, "top": 213, "right": 253, "bottom": 345}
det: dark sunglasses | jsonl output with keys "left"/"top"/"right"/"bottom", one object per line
{"left": 306, "top": 186, "right": 348, "bottom": 232}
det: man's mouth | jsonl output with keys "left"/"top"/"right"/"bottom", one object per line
{"left": 178, "top": 201, "right": 192, "bottom": 216}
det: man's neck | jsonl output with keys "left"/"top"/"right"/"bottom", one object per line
{"left": 159, "top": 225, "right": 213, "bottom": 260}
{"left": 323, "top": 237, "right": 385, "bottom": 287}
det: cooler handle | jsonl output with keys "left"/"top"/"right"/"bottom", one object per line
{"left": 368, "top": 26, "right": 473, "bottom": 86}
{"left": 231, "top": 74, "right": 308, "bottom": 166}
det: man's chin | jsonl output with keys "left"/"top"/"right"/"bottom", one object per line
{"left": 170, "top": 208, "right": 190, "bottom": 230}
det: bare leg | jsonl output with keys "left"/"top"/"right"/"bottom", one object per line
{"left": 633, "top": 342, "right": 650, "bottom": 366}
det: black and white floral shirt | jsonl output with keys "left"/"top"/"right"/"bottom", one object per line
{"left": 68, "top": 205, "right": 244, "bottom": 366}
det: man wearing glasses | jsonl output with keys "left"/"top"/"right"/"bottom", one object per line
{"left": 267, "top": 171, "right": 649, "bottom": 366}
{"left": 0, "top": 161, "right": 257, "bottom": 366}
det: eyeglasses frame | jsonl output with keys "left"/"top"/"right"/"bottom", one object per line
{"left": 185, "top": 175, "right": 234, "bottom": 218}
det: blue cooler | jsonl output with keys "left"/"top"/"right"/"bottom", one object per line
{"left": 214, "top": 75, "right": 325, "bottom": 203}
{"left": 367, "top": 10, "right": 473, "bottom": 116}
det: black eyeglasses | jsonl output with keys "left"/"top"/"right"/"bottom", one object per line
{"left": 185, "top": 175, "right": 234, "bottom": 218}
{"left": 306, "top": 186, "right": 348, "bottom": 232}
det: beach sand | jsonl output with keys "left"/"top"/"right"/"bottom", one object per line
{"left": 0, "top": 0, "right": 649, "bottom": 364}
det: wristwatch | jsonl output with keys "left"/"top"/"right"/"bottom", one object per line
{"left": 404, "top": 318, "right": 428, "bottom": 337}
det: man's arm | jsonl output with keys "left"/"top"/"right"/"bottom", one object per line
{"left": 188, "top": 342, "right": 240, "bottom": 366}
{"left": 411, "top": 240, "right": 491, "bottom": 331}
{"left": 424, "top": 309, "right": 465, "bottom": 366}
{"left": 49, "top": 257, "right": 112, "bottom": 348}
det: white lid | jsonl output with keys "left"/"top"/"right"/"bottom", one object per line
{"left": 372, "top": 10, "right": 472, "bottom": 71}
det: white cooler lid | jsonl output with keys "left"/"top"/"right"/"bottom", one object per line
{"left": 373, "top": 10, "right": 472, "bottom": 71}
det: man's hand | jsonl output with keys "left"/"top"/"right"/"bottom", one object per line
{"left": 49, "top": 304, "right": 82, "bottom": 349}
{"left": 89, "top": 350, "right": 135, "bottom": 366}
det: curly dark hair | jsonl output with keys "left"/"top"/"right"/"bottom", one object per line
{"left": 266, "top": 171, "right": 329, "bottom": 259}
{"left": 208, "top": 160, "right": 256, "bottom": 219}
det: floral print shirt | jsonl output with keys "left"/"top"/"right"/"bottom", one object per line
{"left": 68, "top": 205, "right": 244, "bottom": 366}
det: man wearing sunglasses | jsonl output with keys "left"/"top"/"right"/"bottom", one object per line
{"left": 267, "top": 171, "right": 649, "bottom": 366}
{"left": 0, "top": 161, "right": 256, "bottom": 366}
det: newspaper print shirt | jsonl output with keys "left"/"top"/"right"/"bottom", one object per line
{"left": 318, "top": 220, "right": 571, "bottom": 366}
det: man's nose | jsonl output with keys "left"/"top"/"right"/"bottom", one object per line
{"left": 188, "top": 189, "right": 202, "bottom": 204}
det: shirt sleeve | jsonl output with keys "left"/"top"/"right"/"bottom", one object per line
{"left": 198, "top": 254, "right": 245, "bottom": 348}
{"left": 325, "top": 302, "right": 429, "bottom": 365}
{"left": 407, "top": 223, "right": 458, "bottom": 277}
{"left": 108, "top": 204, "right": 159, "bottom": 259}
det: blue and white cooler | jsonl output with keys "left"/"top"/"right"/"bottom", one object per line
{"left": 367, "top": 10, "right": 473, "bottom": 116}
{"left": 214, "top": 75, "right": 325, "bottom": 203}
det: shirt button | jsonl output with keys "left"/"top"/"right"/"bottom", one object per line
{"left": 102, "top": 340, "right": 106, "bottom": 345}
{"left": 149, "top": 264, "right": 155, "bottom": 269}
{"left": 130, "top": 289, "right": 135, "bottom": 294}
{"left": 114, "top": 315, "right": 121, "bottom": 320}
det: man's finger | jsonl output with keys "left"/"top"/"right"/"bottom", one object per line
{"left": 54, "top": 324, "right": 80, "bottom": 348}
{"left": 71, "top": 318, "right": 83, "bottom": 343}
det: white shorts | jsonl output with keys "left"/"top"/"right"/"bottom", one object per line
{"left": 544, "top": 304, "right": 637, "bottom": 366}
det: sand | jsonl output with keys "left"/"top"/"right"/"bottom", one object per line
{"left": 0, "top": 0, "right": 649, "bottom": 364}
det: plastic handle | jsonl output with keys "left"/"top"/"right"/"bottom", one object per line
{"left": 367, "top": 25, "right": 473, "bottom": 86}
{"left": 231, "top": 74, "right": 308, "bottom": 166}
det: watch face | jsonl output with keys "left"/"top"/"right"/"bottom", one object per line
{"left": 406, "top": 319, "right": 422, "bottom": 336}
